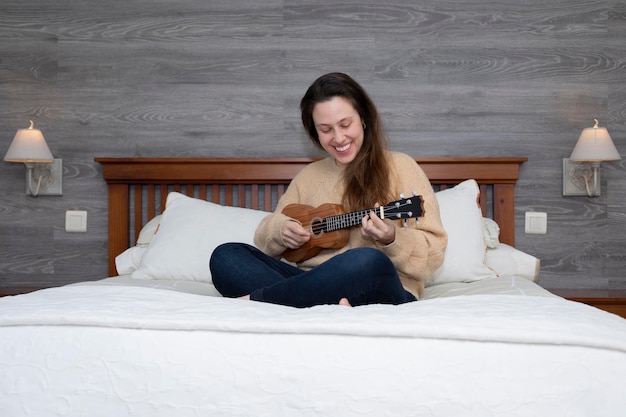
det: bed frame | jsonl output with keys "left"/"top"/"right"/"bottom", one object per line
{"left": 95, "top": 157, "right": 527, "bottom": 276}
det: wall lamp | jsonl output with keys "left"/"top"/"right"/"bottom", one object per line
{"left": 4, "top": 120, "right": 63, "bottom": 196}
{"left": 562, "top": 119, "right": 621, "bottom": 197}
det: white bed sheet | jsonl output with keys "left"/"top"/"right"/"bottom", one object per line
{"left": 422, "top": 274, "right": 557, "bottom": 299}
{"left": 74, "top": 272, "right": 555, "bottom": 299}
{"left": 72, "top": 275, "right": 223, "bottom": 297}
{"left": 1, "top": 284, "right": 625, "bottom": 417}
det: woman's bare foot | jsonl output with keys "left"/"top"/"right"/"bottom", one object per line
{"left": 339, "top": 298, "right": 352, "bottom": 307}
{"left": 238, "top": 294, "right": 251, "bottom": 300}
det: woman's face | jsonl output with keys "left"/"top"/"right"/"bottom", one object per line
{"left": 312, "top": 96, "right": 364, "bottom": 166}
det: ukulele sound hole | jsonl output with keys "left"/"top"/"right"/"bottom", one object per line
{"left": 310, "top": 217, "right": 324, "bottom": 236}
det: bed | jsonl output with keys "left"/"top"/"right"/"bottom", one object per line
{"left": 1, "top": 157, "right": 625, "bottom": 417}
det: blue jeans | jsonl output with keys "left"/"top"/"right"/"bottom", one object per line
{"left": 210, "top": 243, "right": 416, "bottom": 308}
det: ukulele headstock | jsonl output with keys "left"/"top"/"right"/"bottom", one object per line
{"left": 383, "top": 194, "right": 424, "bottom": 222}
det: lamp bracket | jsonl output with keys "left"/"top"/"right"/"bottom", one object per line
{"left": 27, "top": 158, "right": 63, "bottom": 196}
{"left": 562, "top": 158, "right": 600, "bottom": 197}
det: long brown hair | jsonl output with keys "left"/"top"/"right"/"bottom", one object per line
{"left": 300, "top": 72, "right": 392, "bottom": 211}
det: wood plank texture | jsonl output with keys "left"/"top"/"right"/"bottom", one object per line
{"left": 0, "top": 0, "right": 624, "bottom": 291}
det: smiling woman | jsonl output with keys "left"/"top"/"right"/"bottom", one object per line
{"left": 300, "top": 72, "right": 391, "bottom": 213}
{"left": 209, "top": 72, "right": 448, "bottom": 307}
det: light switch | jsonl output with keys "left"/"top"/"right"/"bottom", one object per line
{"left": 66, "top": 210, "right": 87, "bottom": 232}
{"left": 525, "top": 212, "right": 547, "bottom": 234}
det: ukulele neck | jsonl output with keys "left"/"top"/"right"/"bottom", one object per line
{"left": 322, "top": 207, "right": 381, "bottom": 232}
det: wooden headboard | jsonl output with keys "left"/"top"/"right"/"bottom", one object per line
{"left": 95, "top": 157, "right": 527, "bottom": 276}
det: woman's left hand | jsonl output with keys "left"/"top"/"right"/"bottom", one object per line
{"left": 361, "top": 203, "right": 396, "bottom": 245}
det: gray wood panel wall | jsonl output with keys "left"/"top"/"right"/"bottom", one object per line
{"left": 1, "top": 0, "right": 624, "bottom": 291}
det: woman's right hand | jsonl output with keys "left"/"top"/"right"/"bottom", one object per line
{"left": 281, "top": 220, "right": 311, "bottom": 249}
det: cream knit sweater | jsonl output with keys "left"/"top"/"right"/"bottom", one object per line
{"left": 254, "top": 151, "right": 447, "bottom": 299}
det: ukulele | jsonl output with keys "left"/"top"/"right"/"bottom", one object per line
{"left": 281, "top": 195, "right": 424, "bottom": 262}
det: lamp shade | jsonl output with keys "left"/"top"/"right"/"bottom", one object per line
{"left": 570, "top": 125, "right": 621, "bottom": 162}
{"left": 4, "top": 122, "right": 54, "bottom": 163}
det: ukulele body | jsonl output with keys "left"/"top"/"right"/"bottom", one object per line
{"left": 282, "top": 203, "right": 351, "bottom": 263}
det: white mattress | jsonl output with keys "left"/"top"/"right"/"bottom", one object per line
{"left": 1, "top": 282, "right": 625, "bottom": 417}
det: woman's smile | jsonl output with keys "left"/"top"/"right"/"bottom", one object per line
{"left": 335, "top": 143, "right": 351, "bottom": 153}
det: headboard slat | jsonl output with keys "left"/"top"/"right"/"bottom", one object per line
{"left": 479, "top": 184, "right": 488, "bottom": 217}
{"left": 264, "top": 184, "right": 272, "bottom": 211}
{"left": 133, "top": 186, "right": 142, "bottom": 243}
{"left": 251, "top": 185, "right": 259, "bottom": 210}
{"left": 147, "top": 186, "right": 156, "bottom": 221}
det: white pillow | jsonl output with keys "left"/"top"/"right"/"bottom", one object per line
{"left": 114, "top": 214, "right": 161, "bottom": 275}
{"left": 425, "top": 179, "right": 497, "bottom": 286}
{"left": 482, "top": 217, "right": 500, "bottom": 249}
{"left": 115, "top": 246, "right": 148, "bottom": 275}
{"left": 137, "top": 214, "right": 161, "bottom": 247}
{"left": 485, "top": 243, "right": 540, "bottom": 283}
{"left": 131, "top": 192, "right": 269, "bottom": 283}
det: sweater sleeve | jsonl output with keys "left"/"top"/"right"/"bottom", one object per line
{"left": 253, "top": 169, "right": 306, "bottom": 258}
{"left": 375, "top": 153, "right": 448, "bottom": 296}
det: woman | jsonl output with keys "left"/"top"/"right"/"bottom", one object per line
{"left": 210, "top": 72, "right": 447, "bottom": 307}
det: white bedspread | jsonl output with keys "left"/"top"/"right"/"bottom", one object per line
{"left": 1, "top": 285, "right": 625, "bottom": 351}
{"left": 1, "top": 285, "right": 626, "bottom": 417}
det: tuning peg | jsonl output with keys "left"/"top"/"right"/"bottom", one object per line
{"left": 412, "top": 191, "right": 417, "bottom": 196}
{"left": 403, "top": 220, "right": 409, "bottom": 227}
{"left": 400, "top": 193, "right": 406, "bottom": 199}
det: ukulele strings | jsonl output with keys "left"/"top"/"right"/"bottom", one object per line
{"left": 299, "top": 199, "right": 417, "bottom": 233}
{"left": 300, "top": 208, "right": 382, "bottom": 233}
